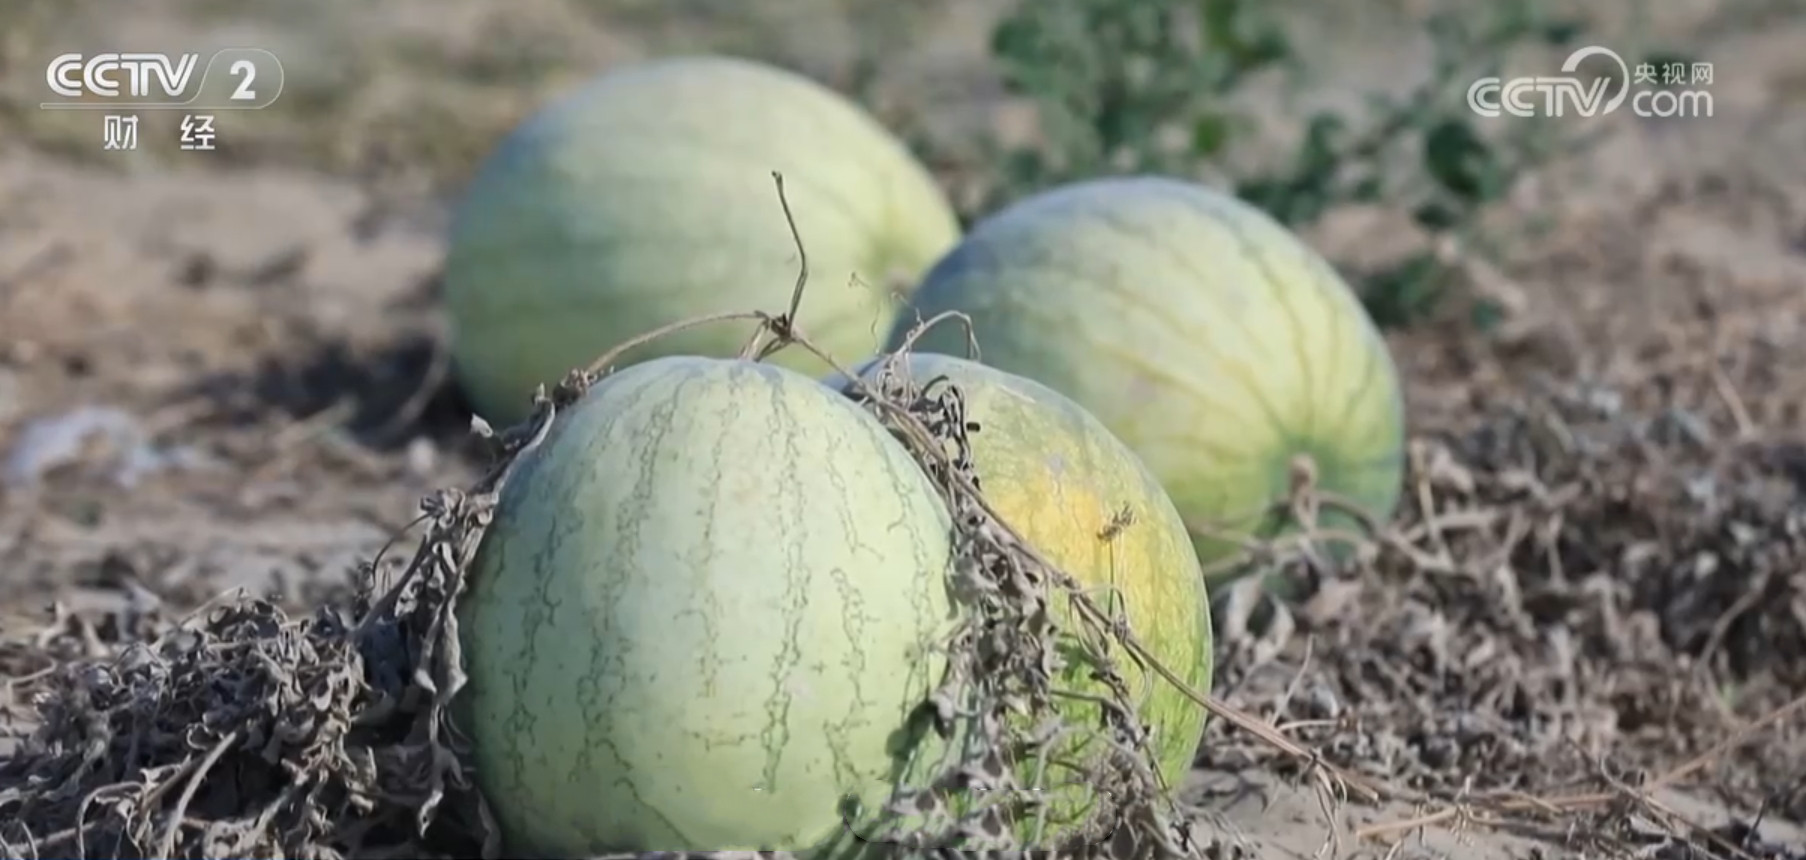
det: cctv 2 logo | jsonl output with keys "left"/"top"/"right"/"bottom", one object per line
{"left": 43, "top": 50, "right": 285, "bottom": 110}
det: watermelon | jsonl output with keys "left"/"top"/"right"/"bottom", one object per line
{"left": 886, "top": 176, "right": 1406, "bottom": 591}
{"left": 455, "top": 356, "right": 954, "bottom": 855}
{"left": 828, "top": 353, "right": 1211, "bottom": 843}
{"left": 444, "top": 55, "right": 961, "bottom": 426}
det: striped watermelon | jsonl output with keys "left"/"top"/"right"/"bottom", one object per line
{"left": 456, "top": 356, "right": 953, "bottom": 855}
{"left": 887, "top": 176, "right": 1406, "bottom": 592}
{"left": 828, "top": 353, "right": 1210, "bottom": 843}
{"left": 444, "top": 55, "right": 961, "bottom": 425}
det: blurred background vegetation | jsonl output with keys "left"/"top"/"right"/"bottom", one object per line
{"left": 0, "top": 0, "right": 1786, "bottom": 330}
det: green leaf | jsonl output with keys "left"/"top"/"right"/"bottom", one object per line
{"left": 1541, "top": 19, "right": 1584, "bottom": 45}
{"left": 1470, "top": 297, "right": 1507, "bottom": 333}
{"left": 1422, "top": 118, "right": 1504, "bottom": 204}
{"left": 1191, "top": 112, "right": 1232, "bottom": 156}
{"left": 1361, "top": 252, "right": 1449, "bottom": 328}
{"left": 1411, "top": 199, "right": 1461, "bottom": 231}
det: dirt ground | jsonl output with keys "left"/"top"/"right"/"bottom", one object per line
{"left": 1, "top": 1, "right": 1805, "bottom": 858}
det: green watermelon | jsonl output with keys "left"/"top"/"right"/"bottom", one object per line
{"left": 456, "top": 356, "right": 954, "bottom": 855}
{"left": 828, "top": 353, "right": 1210, "bottom": 845}
{"left": 887, "top": 176, "right": 1406, "bottom": 592}
{"left": 445, "top": 55, "right": 960, "bottom": 425}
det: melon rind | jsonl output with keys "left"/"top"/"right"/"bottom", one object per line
{"left": 446, "top": 55, "right": 962, "bottom": 425}
{"left": 886, "top": 176, "right": 1406, "bottom": 589}
{"left": 456, "top": 356, "right": 954, "bottom": 855}
{"left": 829, "top": 353, "right": 1212, "bottom": 842}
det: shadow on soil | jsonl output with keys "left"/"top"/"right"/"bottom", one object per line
{"left": 181, "top": 320, "right": 481, "bottom": 457}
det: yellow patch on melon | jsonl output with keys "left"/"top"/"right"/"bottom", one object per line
{"left": 828, "top": 353, "right": 1211, "bottom": 846}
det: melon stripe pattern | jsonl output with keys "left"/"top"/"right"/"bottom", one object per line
{"left": 887, "top": 176, "right": 1406, "bottom": 588}
{"left": 455, "top": 356, "right": 954, "bottom": 855}
{"left": 445, "top": 55, "right": 961, "bottom": 426}
{"left": 828, "top": 353, "right": 1211, "bottom": 841}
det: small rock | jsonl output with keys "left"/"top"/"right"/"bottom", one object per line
{"left": 2, "top": 405, "right": 211, "bottom": 488}
{"left": 405, "top": 436, "right": 438, "bottom": 478}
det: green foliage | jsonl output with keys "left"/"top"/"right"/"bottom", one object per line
{"left": 987, "top": 0, "right": 1290, "bottom": 179}
{"left": 974, "top": 0, "right": 1591, "bottom": 329}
